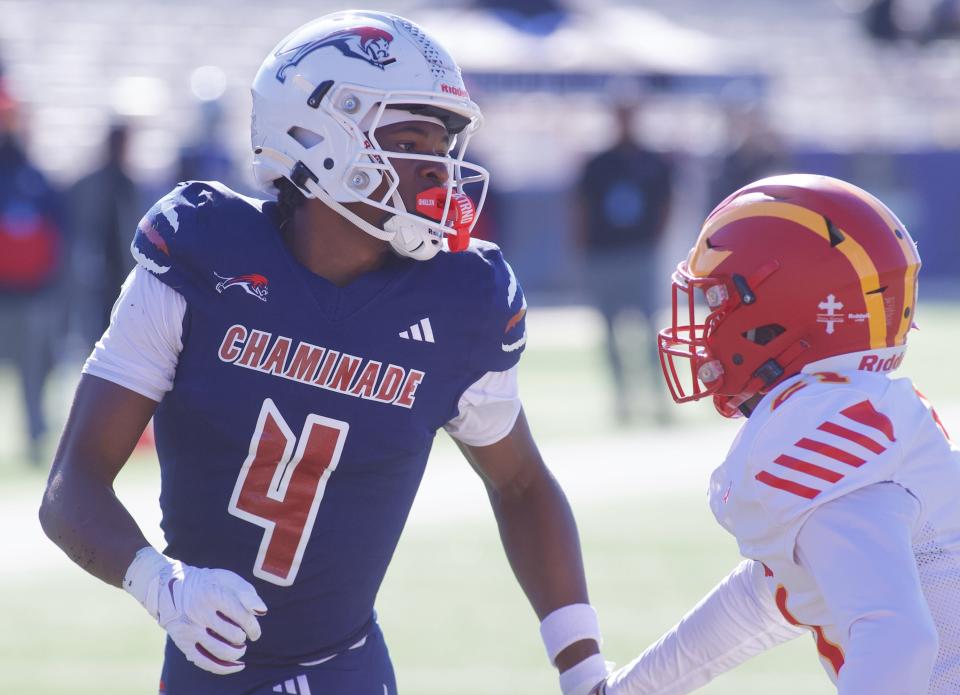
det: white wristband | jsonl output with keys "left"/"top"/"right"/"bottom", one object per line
{"left": 122, "top": 546, "right": 173, "bottom": 619}
{"left": 540, "top": 603, "right": 602, "bottom": 664}
{"left": 559, "top": 653, "right": 610, "bottom": 695}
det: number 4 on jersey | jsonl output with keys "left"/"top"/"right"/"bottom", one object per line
{"left": 229, "top": 399, "right": 348, "bottom": 586}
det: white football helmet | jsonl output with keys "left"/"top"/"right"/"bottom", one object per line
{"left": 251, "top": 10, "right": 489, "bottom": 260}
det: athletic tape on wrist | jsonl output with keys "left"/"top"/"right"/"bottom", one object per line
{"left": 540, "top": 603, "right": 602, "bottom": 664}
{"left": 558, "top": 653, "right": 610, "bottom": 695}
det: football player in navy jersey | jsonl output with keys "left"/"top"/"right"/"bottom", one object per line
{"left": 39, "top": 10, "right": 609, "bottom": 695}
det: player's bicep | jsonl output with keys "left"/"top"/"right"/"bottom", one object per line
{"left": 796, "top": 483, "right": 938, "bottom": 690}
{"left": 457, "top": 408, "right": 547, "bottom": 495}
{"left": 796, "top": 483, "right": 926, "bottom": 627}
{"left": 61, "top": 265, "right": 184, "bottom": 483}
{"left": 52, "top": 374, "right": 158, "bottom": 485}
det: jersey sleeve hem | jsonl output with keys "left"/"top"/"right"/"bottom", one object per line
{"left": 81, "top": 363, "right": 167, "bottom": 403}
{"left": 446, "top": 398, "right": 521, "bottom": 447}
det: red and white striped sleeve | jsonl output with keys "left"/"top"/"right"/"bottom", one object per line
{"left": 739, "top": 380, "right": 904, "bottom": 559}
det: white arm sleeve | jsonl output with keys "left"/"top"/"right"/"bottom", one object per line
{"left": 795, "top": 483, "right": 938, "bottom": 695}
{"left": 606, "top": 560, "right": 805, "bottom": 695}
{"left": 443, "top": 366, "right": 522, "bottom": 447}
{"left": 82, "top": 266, "right": 185, "bottom": 402}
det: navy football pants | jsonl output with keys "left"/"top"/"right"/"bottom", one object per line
{"left": 159, "top": 623, "right": 397, "bottom": 694}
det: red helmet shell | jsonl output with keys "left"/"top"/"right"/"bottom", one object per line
{"left": 659, "top": 174, "right": 920, "bottom": 417}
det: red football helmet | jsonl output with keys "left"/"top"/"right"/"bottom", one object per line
{"left": 658, "top": 174, "right": 921, "bottom": 418}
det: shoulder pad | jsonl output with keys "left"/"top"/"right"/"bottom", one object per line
{"left": 130, "top": 182, "right": 265, "bottom": 294}
{"left": 441, "top": 241, "right": 527, "bottom": 372}
{"left": 745, "top": 377, "right": 901, "bottom": 530}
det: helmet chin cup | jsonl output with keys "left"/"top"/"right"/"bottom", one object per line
{"left": 383, "top": 214, "right": 443, "bottom": 261}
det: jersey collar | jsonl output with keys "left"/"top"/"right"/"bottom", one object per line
{"left": 801, "top": 346, "right": 907, "bottom": 376}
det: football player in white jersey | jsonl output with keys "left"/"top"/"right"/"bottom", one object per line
{"left": 591, "top": 174, "right": 960, "bottom": 694}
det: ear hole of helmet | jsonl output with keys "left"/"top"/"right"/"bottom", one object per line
{"left": 743, "top": 324, "right": 785, "bottom": 346}
{"left": 287, "top": 126, "right": 325, "bottom": 149}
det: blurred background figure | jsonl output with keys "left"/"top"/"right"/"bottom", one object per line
{"left": 0, "top": 76, "right": 65, "bottom": 466}
{"left": 575, "top": 99, "right": 673, "bottom": 425}
{"left": 471, "top": 0, "right": 569, "bottom": 35}
{"left": 67, "top": 122, "right": 140, "bottom": 348}
{"left": 708, "top": 97, "right": 788, "bottom": 210}
{"left": 863, "top": 0, "right": 960, "bottom": 43}
{"left": 175, "top": 97, "right": 240, "bottom": 190}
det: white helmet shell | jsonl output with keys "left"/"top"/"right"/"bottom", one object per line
{"left": 250, "top": 10, "right": 489, "bottom": 260}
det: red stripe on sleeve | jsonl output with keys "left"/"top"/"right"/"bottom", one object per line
{"left": 840, "top": 400, "right": 896, "bottom": 442}
{"left": 774, "top": 454, "right": 845, "bottom": 482}
{"left": 775, "top": 586, "right": 845, "bottom": 675}
{"left": 793, "top": 438, "right": 867, "bottom": 467}
{"left": 817, "top": 421, "right": 886, "bottom": 454}
{"left": 755, "top": 470, "right": 821, "bottom": 499}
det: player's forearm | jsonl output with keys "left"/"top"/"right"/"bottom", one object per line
{"left": 490, "top": 466, "right": 589, "bottom": 615}
{"left": 605, "top": 561, "right": 803, "bottom": 695}
{"left": 39, "top": 465, "right": 150, "bottom": 587}
{"left": 488, "top": 468, "right": 599, "bottom": 670}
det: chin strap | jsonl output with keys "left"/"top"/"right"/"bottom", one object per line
{"left": 717, "top": 338, "right": 812, "bottom": 418}
{"left": 383, "top": 214, "right": 442, "bottom": 260}
{"left": 286, "top": 158, "right": 473, "bottom": 261}
{"left": 303, "top": 177, "right": 395, "bottom": 242}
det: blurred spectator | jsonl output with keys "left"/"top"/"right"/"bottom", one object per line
{"left": 863, "top": 0, "right": 960, "bottom": 42}
{"left": 67, "top": 122, "right": 140, "bottom": 345}
{"left": 926, "top": 0, "right": 960, "bottom": 40}
{"left": 0, "top": 80, "right": 66, "bottom": 465}
{"left": 709, "top": 100, "right": 788, "bottom": 210}
{"left": 864, "top": 0, "right": 902, "bottom": 42}
{"left": 472, "top": 0, "right": 569, "bottom": 35}
{"left": 575, "top": 102, "right": 673, "bottom": 425}
{"left": 175, "top": 98, "right": 239, "bottom": 188}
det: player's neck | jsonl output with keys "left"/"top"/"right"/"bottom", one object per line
{"left": 285, "top": 200, "right": 393, "bottom": 287}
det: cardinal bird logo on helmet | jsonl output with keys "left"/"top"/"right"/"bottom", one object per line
{"left": 275, "top": 27, "right": 396, "bottom": 82}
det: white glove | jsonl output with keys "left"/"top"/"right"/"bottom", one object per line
{"left": 123, "top": 547, "right": 267, "bottom": 675}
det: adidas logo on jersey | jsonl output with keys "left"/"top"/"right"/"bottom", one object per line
{"left": 272, "top": 674, "right": 312, "bottom": 695}
{"left": 399, "top": 317, "right": 434, "bottom": 343}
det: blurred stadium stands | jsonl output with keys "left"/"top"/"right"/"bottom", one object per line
{"left": 1, "top": 0, "right": 957, "bottom": 299}
{"left": 1, "top": 5, "right": 957, "bottom": 690}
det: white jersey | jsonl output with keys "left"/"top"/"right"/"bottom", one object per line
{"left": 709, "top": 348, "right": 960, "bottom": 690}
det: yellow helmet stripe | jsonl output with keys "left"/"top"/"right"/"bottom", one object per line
{"left": 696, "top": 200, "right": 886, "bottom": 348}
{"left": 830, "top": 179, "right": 919, "bottom": 345}
{"left": 833, "top": 232, "right": 886, "bottom": 349}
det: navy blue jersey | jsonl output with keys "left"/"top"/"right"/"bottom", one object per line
{"left": 131, "top": 182, "right": 526, "bottom": 664}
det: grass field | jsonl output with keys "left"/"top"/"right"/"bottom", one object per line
{"left": 2, "top": 302, "right": 958, "bottom": 694}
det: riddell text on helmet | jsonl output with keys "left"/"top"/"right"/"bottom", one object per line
{"left": 858, "top": 352, "right": 905, "bottom": 372}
